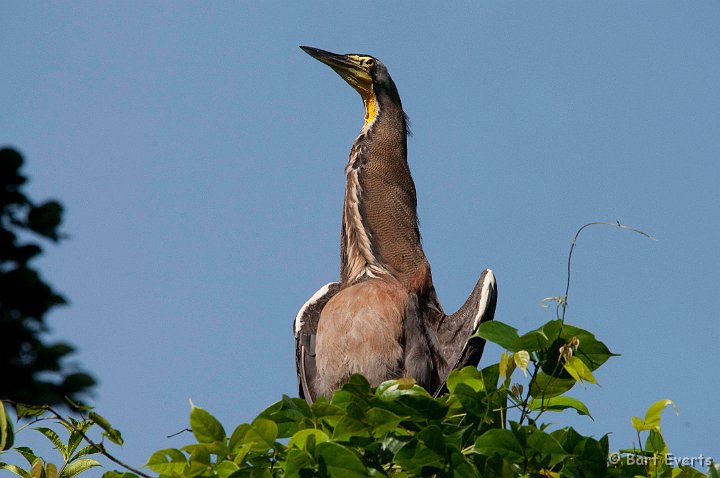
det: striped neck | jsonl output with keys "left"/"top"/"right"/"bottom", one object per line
{"left": 340, "top": 88, "right": 426, "bottom": 288}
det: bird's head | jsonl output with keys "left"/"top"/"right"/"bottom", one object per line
{"left": 300, "top": 46, "right": 400, "bottom": 127}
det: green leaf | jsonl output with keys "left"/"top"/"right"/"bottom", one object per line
{"left": 674, "top": 467, "right": 709, "bottom": 478}
{"left": 65, "top": 430, "right": 85, "bottom": 462}
{"left": 311, "top": 401, "right": 345, "bottom": 429}
{"left": 188, "top": 444, "right": 211, "bottom": 465}
{"left": 228, "top": 423, "right": 250, "bottom": 452}
{"left": 631, "top": 399, "right": 677, "bottom": 432}
{"left": 15, "top": 404, "right": 48, "bottom": 419}
{"left": 452, "top": 383, "right": 488, "bottom": 418}
{"left": 533, "top": 320, "right": 616, "bottom": 378}
{"left": 315, "top": 442, "right": 368, "bottom": 477}
{"left": 446, "top": 366, "right": 486, "bottom": 393}
{"left": 540, "top": 337, "right": 572, "bottom": 378}
{"left": 69, "top": 444, "right": 101, "bottom": 461}
{"left": 310, "top": 401, "right": 344, "bottom": 418}
{"left": 332, "top": 415, "right": 370, "bottom": 442}
{"left": 473, "top": 429, "right": 524, "bottom": 463}
{"left": 552, "top": 321, "right": 618, "bottom": 371}
{"left": 442, "top": 424, "right": 470, "bottom": 450}
{"left": 64, "top": 398, "right": 94, "bottom": 412}
{"left": 394, "top": 432, "right": 445, "bottom": 473}
{"left": 34, "top": 428, "right": 66, "bottom": 459}
{"left": 529, "top": 372, "right": 575, "bottom": 399}
{"left": 58, "top": 458, "right": 100, "bottom": 478}
{"left": 528, "top": 396, "right": 592, "bottom": 417}
{"left": 645, "top": 429, "right": 668, "bottom": 454}
{"left": 415, "top": 425, "right": 446, "bottom": 462}
{"left": 558, "top": 432, "right": 608, "bottom": 477}
{"left": 330, "top": 390, "right": 369, "bottom": 413}
{"left": 341, "top": 374, "right": 372, "bottom": 396}
{"left": 144, "top": 448, "right": 187, "bottom": 475}
{"left": 238, "top": 418, "right": 278, "bottom": 452}
{"left": 256, "top": 395, "right": 311, "bottom": 438}
{"left": 479, "top": 363, "right": 501, "bottom": 393}
{"left": 184, "top": 440, "right": 229, "bottom": 457}
{"left": 30, "top": 458, "right": 44, "bottom": 478}
{"left": 100, "top": 472, "right": 138, "bottom": 478}
{"left": 232, "top": 444, "right": 252, "bottom": 466}
{"left": 498, "top": 351, "right": 510, "bottom": 380}
{"left": 526, "top": 430, "right": 568, "bottom": 468}
{"left": 563, "top": 356, "right": 597, "bottom": 384}
{"left": 538, "top": 319, "right": 563, "bottom": 340}
{"left": 449, "top": 449, "right": 479, "bottom": 477}
{"left": 1, "top": 401, "right": 15, "bottom": 451}
{"left": 88, "top": 412, "right": 123, "bottom": 446}
{"left": 474, "top": 321, "right": 520, "bottom": 351}
{"left": 186, "top": 445, "right": 211, "bottom": 476}
{"left": 0, "top": 462, "right": 30, "bottom": 478}
{"left": 365, "top": 408, "right": 407, "bottom": 438}
{"left": 514, "top": 328, "right": 550, "bottom": 353}
{"left": 214, "top": 461, "right": 240, "bottom": 478}
{"left": 285, "top": 449, "right": 315, "bottom": 476}
{"left": 189, "top": 401, "right": 226, "bottom": 444}
{"left": 13, "top": 447, "right": 38, "bottom": 467}
{"left": 376, "top": 380, "right": 449, "bottom": 421}
{"left": 289, "top": 429, "right": 330, "bottom": 450}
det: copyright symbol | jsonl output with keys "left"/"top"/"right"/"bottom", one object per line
{"left": 608, "top": 453, "right": 621, "bottom": 465}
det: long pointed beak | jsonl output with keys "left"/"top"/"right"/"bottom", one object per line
{"left": 300, "top": 46, "right": 372, "bottom": 97}
{"left": 300, "top": 46, "right": 357, "bottom": 72}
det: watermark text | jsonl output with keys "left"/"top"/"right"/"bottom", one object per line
{"left": 608, "top": 453, "right": 714, "bottom": 468}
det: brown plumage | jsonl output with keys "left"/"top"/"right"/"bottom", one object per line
{"left": 294, "top": 46, "right": 497, "bottom": 402}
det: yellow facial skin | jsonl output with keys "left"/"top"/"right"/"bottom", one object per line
{"left": 345, "top": 55, "right": 378, "bottom": 127}
{"left": 300, "top": 47, "right": 379, "bottom": 128}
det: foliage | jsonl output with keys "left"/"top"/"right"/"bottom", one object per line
{"left": 0, "top": 399, "right": 128, "bottom": 478}
{"left": 2, "top": 318, "right": 714, "bottom": 477}
{"left": 0, "top": 147, "right": 95, "bottom": 405}
{"left": 126, "top": 319, "right": 714, "bottom": 477}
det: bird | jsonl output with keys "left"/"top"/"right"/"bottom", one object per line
{"left": 294, "top": 46, "right": 497, "bottom": 403}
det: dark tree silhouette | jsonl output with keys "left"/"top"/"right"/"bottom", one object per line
{"left": 0, "top": 147, "right": 95, "bottom": 405}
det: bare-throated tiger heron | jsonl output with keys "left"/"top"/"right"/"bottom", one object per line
{"left": 294, "top": 46, "right": 497, "bottom": 402}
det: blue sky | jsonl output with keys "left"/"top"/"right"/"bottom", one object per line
{"left": 2, "top": 1, "right": 718, "bottom": 472}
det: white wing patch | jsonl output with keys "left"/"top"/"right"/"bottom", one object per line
{"left": 294, "top": 282, "right": 336, "bottom": 336}
{"left": 472, "top": 269, "right": 496, "bottom": 329}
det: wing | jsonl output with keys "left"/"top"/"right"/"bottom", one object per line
{"left": 294, "top": 282, "right": 341, "bottom": 403}
{"left": 403, "top": 290, "right": 446, "bottom": 395}
{"left": 433, "top": 269, "right": 497, "bottom": 396}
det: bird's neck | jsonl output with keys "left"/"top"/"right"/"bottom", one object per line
{"left": 340, "top": 91, "right": 430, "bottom": 291}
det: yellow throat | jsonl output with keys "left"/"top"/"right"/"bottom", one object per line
{"left": 363, "top": 96, "right": 378, "bottom": 128}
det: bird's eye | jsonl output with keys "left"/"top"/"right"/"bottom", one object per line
{"left": 365, "top": 58, "right": 375, "bottom": 68}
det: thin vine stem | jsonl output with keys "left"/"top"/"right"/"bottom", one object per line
{"left": 518, "top": 362, "right": 540, "bottom": 426}
{"left": 561, "top": 221, "right": 656, "bottom": 323}
{"left": 529, "top": 221, "right": 656, "bottom": 421}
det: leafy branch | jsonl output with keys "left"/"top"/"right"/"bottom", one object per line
{"left": 483, "top": 220, "right": 656, "bottom": 430}
{"left": 0, "top": 400, "right": 150, "bottom": 478}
